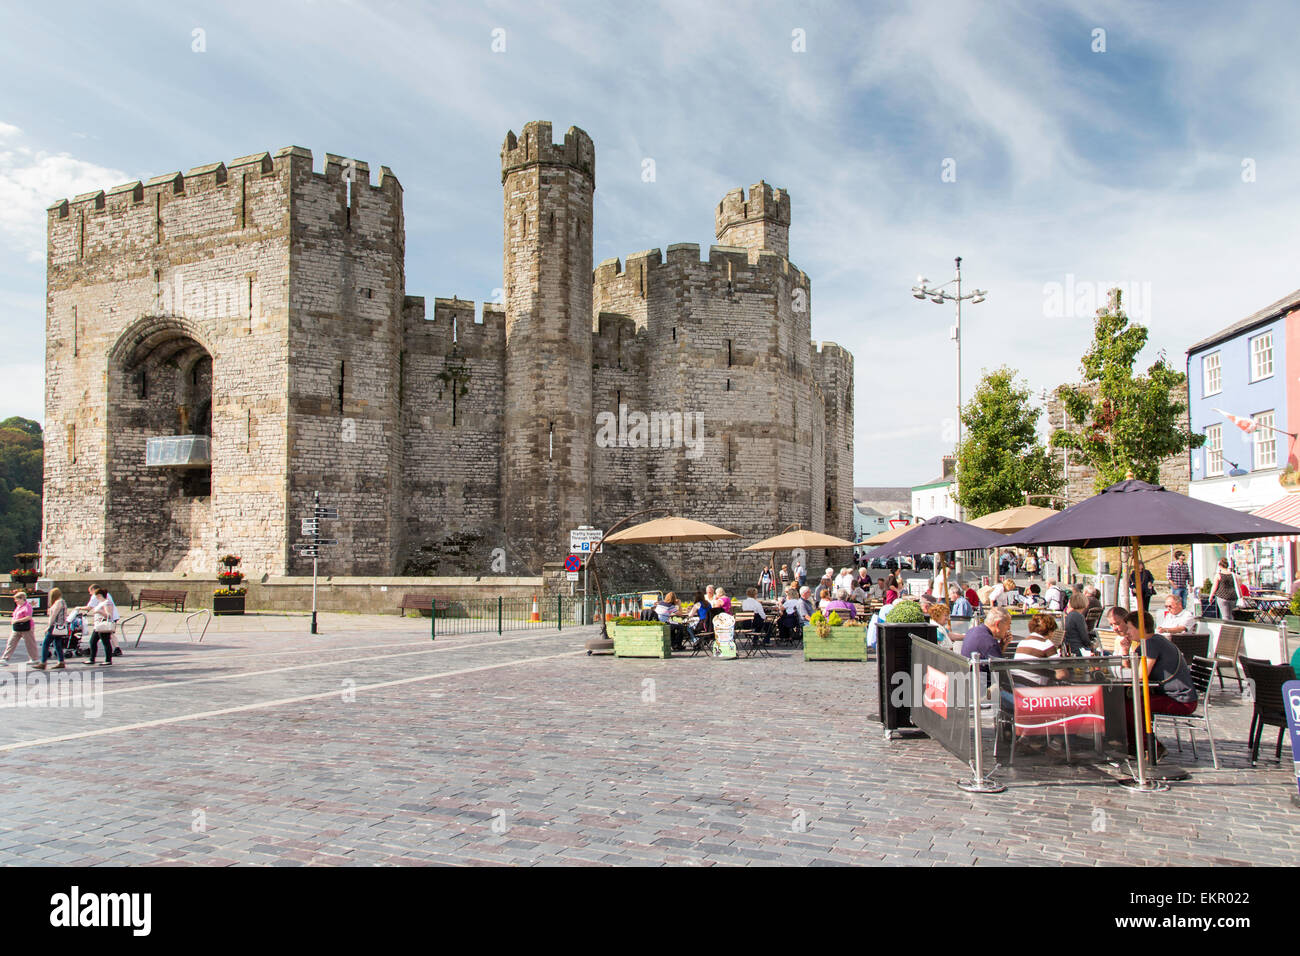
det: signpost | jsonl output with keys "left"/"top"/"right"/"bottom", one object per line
{"left": 570, "top": 526, "right": 603, "bottom": 623}
{"left": 1285, "top": 679, "right": 1300, "bottom": 808}
{"left": 295, "top": 491, "right": 340, "bottom": 634}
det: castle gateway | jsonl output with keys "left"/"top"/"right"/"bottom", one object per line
{"left": 43, "top": 122, "right": 853, "bottom": 581}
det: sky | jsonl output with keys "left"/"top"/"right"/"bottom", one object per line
{"left": 3, "top": 0, "right": 1299, "bottom": 487}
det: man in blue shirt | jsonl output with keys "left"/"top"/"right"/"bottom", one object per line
{"left": 961, "top": 607, "right": 1011, "bottom": 661}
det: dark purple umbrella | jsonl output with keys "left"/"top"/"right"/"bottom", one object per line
{"left": 1005, "top": 477, "right": 1300, "bottom": 786}
{"left": 1005, "top": 479, "right": 1300, "bottom": 548}
{"left": 864, "top": 515, "right": 1007, "bottom": 562}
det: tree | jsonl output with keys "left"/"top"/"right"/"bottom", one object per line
{"left": 0, "top": 418, "right": 43, "bottom": 569}
{"left": 954, "top": 367, "right": 1061, "bottom": 518}
{"left": 1052, "top": 289, "right": 1203, "bottom": 490}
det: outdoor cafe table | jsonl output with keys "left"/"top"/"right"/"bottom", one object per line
{"left": 1243, "top": 594, "right": 1289, "bottom": 625}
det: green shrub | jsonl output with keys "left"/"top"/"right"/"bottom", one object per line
{"left": 613, "top": 617, "right": 664, "bottom": 627}
{"left": 885, "top": 600, "right": 925, "bottom": 624}
{"left": 1289, "top": 590, "right": 1300, "bottom": 617}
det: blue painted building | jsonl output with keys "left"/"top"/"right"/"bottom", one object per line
{"left": 1186, "top": 288, "right": 1300, "bottom": 589}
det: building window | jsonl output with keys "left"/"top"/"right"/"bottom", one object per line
{"left": 1206, "top": 424, "right": 1223, "bottom": 477}
{"left": 1253, "top": 411, "right": 1277, "bottom": 469}
{"left": 1202, "top": 351, "right": 1221, "bottom": 396}
{"left": 1251, "top": 332, "right": 1274, "bottom": 381}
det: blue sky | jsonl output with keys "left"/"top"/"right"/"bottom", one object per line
{"left": 3, "top": 0, "right": 1299, "bottom": 486}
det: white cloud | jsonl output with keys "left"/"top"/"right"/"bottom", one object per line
{"left": 0, "top": 126, "right": 126, "bottom": 262}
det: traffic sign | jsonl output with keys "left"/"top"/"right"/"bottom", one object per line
{"left": 302, "top": 519, "right": 319, "bottom": 535}
{"left": 314, "top": 508, "right": 339, "bottom": 519}
{"left": 570, "top": 528, "right": 603, "bottom": 554}
{"left": 566, "top": 571, "right": 579, "bottom": 582}
{"left": 315, "top": 539, "right": 338, "bottom": 546}
{"left": 564, "top": 555, "right": 582, "bottom": 573}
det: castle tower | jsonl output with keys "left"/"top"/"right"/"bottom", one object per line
{"left": 500, "top": 122, "right": 596, "bottom": 567}
{"left": 715, "top": 182, "right": 790, "bottom": 259}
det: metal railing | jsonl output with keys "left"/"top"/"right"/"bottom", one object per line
{"left": 430, "top": 595, "right": 566, "bottom": 639}
{"left": 119, "top": 612, "right": 148, "bottom": 648}
{"left": 186, "top": 608, "right": 212, "bottom": 643}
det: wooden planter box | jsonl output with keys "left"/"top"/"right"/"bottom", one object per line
{"left": 804, "top": 625, "right": 867, "bottom": 661}
{"left": 611, "top": 622, "right": 671, "bottom": 659}
{"left": 213, "top": 594, "right": 246, "bottom": 616}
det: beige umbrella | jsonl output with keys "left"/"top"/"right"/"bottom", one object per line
{"left": 603, "top": 516, "right": 740, "bottom": 545}
{"left": 744, "top": 528, "right": 858, "bottom": 599}
{"left": 968, "top": 505, "right": 1058, "bottom": 534}
{"left": 861, "top": 523, "right": 913, "bottom": 546}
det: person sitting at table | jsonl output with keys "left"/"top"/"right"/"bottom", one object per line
{"left": 883, "top": 579, "right": 900, "bottom": 605}
{"left": 1062, "top": 591, "right": 1093, "bottom": 656}
{"left": 818, "top": 568, "right": 835, "bottom": 598}
{"left": 798, "top": 586, "right": 815, "bottom": 620}
{"left": 1106, "top": 606, "right": 1131, "bottom": 654}
{"left": 950, "top": 587, "right": 974, "bottom": 618}
{"left": 961, "top": 607, "right": 1012, "bottom": 662}
{"left": 964, "top": 581, "right": 981, "bottom": 609}
{"left": 686, "top": 589, "right": 715, "bottom": 648}
{"left": 1084, "top": 585, "right": 1103, "bottom": 611}
{"left": 1013, "top": 614, "right": 1067, "bottom": 685}
{"left": 1021, "top": 583, "right": 1046, "bottom": 608}
{"left": 652, "top": 591, "right": 680, "bottom": 623}
{"left": 927, "top": 603, "right": 955, "bottom": 648}
{"left": 1043, "top": 578, "right": 1068, "bottom": 611}
{"left": 857, "top": 567, "right": 872, "bottom": 590}
{"left": 713, "top": 587, "right": 732, "bottom": 614}
{"left": 740, "top": 587, "right": 765, "bottom": 622}
{"left": 1156, "top": 595, "right": 1195, "bottom": 635}
{"left": 779, "top": 586, "right": 809, "bottom": 642}
{"left": 834, "top": 567, "right": 855, "bottom": 592}
{"left": 823, "top": 588, "right": 857, "bottom": 620}
{"left": 850, "top": 581, "right": 871, "bottom": 605}
{"left": 993, "top": 580, "right": 1022, "bottom": 607}
{"left": 1121, "top": 610, "right": 1197, "bottom": 757}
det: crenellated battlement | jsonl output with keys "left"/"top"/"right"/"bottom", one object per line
{"left": 46, "top": 145, "right": 401, "bottom": 225}
{"left": 714, "top": 181, "right": 791, "bottom": 259}
{"left": 500, "top": 121, "right": 594, "bottom": 185}
{"left": 403, "top": 295, "right": 506, "bottom": 356}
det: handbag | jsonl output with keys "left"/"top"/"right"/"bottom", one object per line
{"left": 12, "top": 618, "right": 31, "bottom": 632}
{"left": 93, "top": 620, "right": 115, "bottom": 634}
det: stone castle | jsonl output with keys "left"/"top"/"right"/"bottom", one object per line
{"left": 43, "top": 121, "right": 853, "bottom": 581}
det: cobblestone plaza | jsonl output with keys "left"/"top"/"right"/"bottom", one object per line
{"left": 0, "top": 614, "right": 1293, "bottom": 866}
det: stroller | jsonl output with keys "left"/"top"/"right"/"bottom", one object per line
{"left": 60, "top": 612, "right": 90, "bottom": 658}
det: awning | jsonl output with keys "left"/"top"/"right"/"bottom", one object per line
{"left": 1249, "top": 493, "right": 1300, "bottom": 544}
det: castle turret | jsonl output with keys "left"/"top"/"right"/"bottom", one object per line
{"left": 715, "top": 182, "right": 790, "bottom": 260}
{"left": 500, "top": 121, "right": 595, "bottom": 568}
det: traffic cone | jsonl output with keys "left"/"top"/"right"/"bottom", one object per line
{"left": 605, "top": 599, "right": 615, "bottom": 621}
{"left": 530, "top": 594, "right": 540, "bottom": 622}
{"left": 620, "top": 597, "right": 629, "bottom": 617}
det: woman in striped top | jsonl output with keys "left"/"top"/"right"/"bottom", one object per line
{"left": 1012, "top": 613, "right": 1067, "bottom": 685}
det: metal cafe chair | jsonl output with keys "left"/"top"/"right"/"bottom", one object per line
{"left": 1239, "top": 656, "right": 1296, "bottom": 765}
{"left": 1153, "top": 655, "right": 1220, "bottom": 769}
{"left": 1212, "top": 624, "right": 1246, "bottom": 693}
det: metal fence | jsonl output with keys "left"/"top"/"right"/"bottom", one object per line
{"left": 428, "top": 595, "right": 567, "bottom": 638}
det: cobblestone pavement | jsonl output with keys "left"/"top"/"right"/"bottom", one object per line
{"left": 0, "top": 613, "right": 1295, "bottom": 866}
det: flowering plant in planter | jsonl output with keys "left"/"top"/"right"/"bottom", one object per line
{"left": 215, "top": 554, "right": 247, "bottom": 594}
{"left": 214, "top": 588, "right": 247, "bottom": 597}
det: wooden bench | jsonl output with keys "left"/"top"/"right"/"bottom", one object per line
{"left": 398, "top": 595, "right": 450, "bottom": 616}
{"left": 132, "top": 588, "right": 187, "bottom": 611}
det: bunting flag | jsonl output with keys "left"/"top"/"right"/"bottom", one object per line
{"left": 1213, "top": 408, "right": 1258, "bottom": 433}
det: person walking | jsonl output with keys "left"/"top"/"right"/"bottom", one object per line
{"left": 1167, "top": 551, "right": 1191, "bottom": 611}
{"left": 1127, "top": 560, "right": 1155, "bottom": 614}
{"left": 1, "top": 591, "right": 39, "bottom": 665}
{"left": 1211, "top": 558, "right": 1237, "bottom": 622}
{"left": 758, "top": 565, "right": 773, "bottom": 600}
{"left": 84, "top": 587, "right": 117, "bottom": 666}
{"left": 33, "top": 587, "right": 69, "bottom": 670}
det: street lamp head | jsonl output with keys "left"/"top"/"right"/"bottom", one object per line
{"left": 930, "top": 295, "right": 945, "bottom": 304}
{"left": 971, "top": 292, "right": 986, "bottom": 304}
{"left": 912, "top": 290, "right": 928, "bottom": 300}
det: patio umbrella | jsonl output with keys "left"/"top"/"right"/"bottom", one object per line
{"left": 589, "top": 514, "right": 740, "bottom": 644}
{"left": 968, "top": 505, "right": 1059, "bottom": 534}
{"left": 603, "top": 516, "right": 740, "bottom": 545}
{"left": 743, "top": 528, "right": 858, "bottom": 598}
{"left": 1006, "top": 477, "right": 1300, "bottom": 785}
{"left": 862, "top": 523, "right": 913, "bottom": 546}
{"left": 865, "top": 516, "right": 1007, "bottom": 608}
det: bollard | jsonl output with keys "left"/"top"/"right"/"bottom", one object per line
{"left": 498, "top": 595, "right": 503, "bottom": 635}
{"left": 430, "top": 600, "right": 436, "bottom": 641}
{"left": 557, "top": 595, "right": 563, "bottom": 631}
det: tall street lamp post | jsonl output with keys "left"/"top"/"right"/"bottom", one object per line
{"left": 912, "top": 257, "right": 987, "bottom": 521}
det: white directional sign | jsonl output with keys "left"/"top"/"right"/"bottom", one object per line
{"left": 570, "top": 528, "right": 604, "bottom": 554}
{"left": 314, "top": 507, "right": 339, "bottom": 519}
{"left": 302, "top": 519, "right": 319, "bottom": 535}
{"left": 566, "top": 571, "right": 579, "bottom": 582}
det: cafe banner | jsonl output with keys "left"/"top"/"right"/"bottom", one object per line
{"left": 1013, "top": 685, "right": 1105, "bottom": 736}
{"left": 909, "top": 637, "right": 973, "bottom": 764}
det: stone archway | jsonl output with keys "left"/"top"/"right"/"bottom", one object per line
{"left": 104, "top": 315, "right": 216, "bottom": 572}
